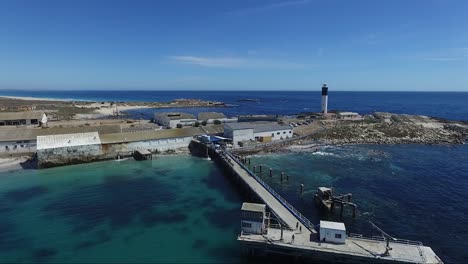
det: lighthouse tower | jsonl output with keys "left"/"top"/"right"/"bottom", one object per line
{"left": 321, "top": 83, "right": 328, "bottom": 114}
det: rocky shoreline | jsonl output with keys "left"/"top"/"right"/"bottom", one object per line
{"left": 308, "top": 112, "right": 466, "bottom": 145}
{"left": 233, "top": 112, "right": 467, "bottom": 155}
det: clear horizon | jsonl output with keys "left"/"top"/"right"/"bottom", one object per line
{"left": 1, "top": 0, "right": 467, "bottom": 91}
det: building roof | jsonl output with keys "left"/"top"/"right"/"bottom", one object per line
{"left": 198, "top": 112, "right": 227, "bottom": 121}
{"left": 224, "top": 122, "right": 291, "bottom": 133}
{"left": 100, "top": 125, "right": 223, "bottom": 144}
{"left": 338, "top": 112, "right": 360, "bottom": 116}
{"left": 241, "top": 202, "right": 266, "bottom": 212}
{"left": 37, "top": 132, "right": 101, "bottom": 150}
{"left": 154, "top": 112, "right": 195, "bottom": 120}
{"left": 224, "top": 123, "right": 255, "bottom": 131}
{"left": 0, "top": 125, "right": 121, "bottom": 142}
{"left": 320, "top": 220, "right": 346, "bottom": 231}
{"left": 0, "top": 111, "right": 44, "bottom": 121}
{"left": 135, "top": 149, "right": 151, "bottom": 155}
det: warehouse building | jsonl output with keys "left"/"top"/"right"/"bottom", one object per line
{"left": 224, "top": 122, "right": 292, "bottom": 148}
{"left": 37, "top": 132, "right": 103, "bottom": 167}
{"left": 154, "top": 112, "right": 197, "bottom": 128}
{"left": 0, "top": 111, "right": 47, "bottom": 126}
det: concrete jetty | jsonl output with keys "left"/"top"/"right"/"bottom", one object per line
{"left": 208, "top": 144, "right": 443, "bottom": 263}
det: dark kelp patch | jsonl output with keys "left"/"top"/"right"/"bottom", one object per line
{"left": 4, "top": 186, "right": 48, "bottom": 203}
{"left": 43, "top": 175, "right": 175, "bottom": 232}
{"left": 32, "top": 248, "right": 57, "bottom": 262}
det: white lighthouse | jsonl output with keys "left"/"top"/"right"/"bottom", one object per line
{"left": 321, "top": 83, "right": 328, "bottom": 114}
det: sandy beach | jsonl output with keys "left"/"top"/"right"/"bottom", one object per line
{"left": 0, "top": 157, "right": 28, "bottom": 172}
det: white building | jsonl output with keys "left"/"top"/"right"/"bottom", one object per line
{"left": 240, "top": 203, "right": 266, "bottom": 235}
{"left": 36, "top": 132, "right": 103, "bottom": 167}
{"left": 319, "top": 220, "right": 346, "bottom": 244}
{"left": 154, "top": 112, "right": 197, "bottom": 128}
{"left": 0, "top": 129, "right": 37, "bottom": 153}
{"left": 0, "top": 111, "right": 47, "bottom": 126}
{"left": 224, "top": 122, "right": 293, "bottom": 148}
{"left": 337, "top": 112, "right": 362, "bottom": 120}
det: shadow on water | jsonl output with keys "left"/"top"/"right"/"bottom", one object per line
{"left": 4, "top": 186, "right": 48, "bottom": 203}
{"left": 42, "top": 175, "right": 176, "bottom": 232}
{"left": 204, "top": 206, "right": 239, "bottom": 230}
{"left": 74, "top": 230, "right": 112, "bottom": 251}
{"left": 32, "top": 248, "right": 57, "bottom": 262}
{"left": 202, "top": 167, "right": 242, "bottom": 204}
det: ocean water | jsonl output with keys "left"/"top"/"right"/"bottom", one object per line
{"left": 250, "top": 145, "right": 468, "bottom": 264}
{"left": 0, "top": 146, "right": 467, "bottom": 263}
{"left": 0, "top": 90, "right": 467, "bottom": 121}
{"left": 0, "top": 156, "right": 242, "bottom": 263}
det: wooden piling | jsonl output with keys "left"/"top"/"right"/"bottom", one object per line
{"left": 253, "top": 166, "right": 256, "bottom": 173}
{"left": 259, "top": 165, "right": 263, "bottom": 173}
{"left": 270, "top": 168, "right": 273, "bottom": 177}
{"left": 300, "top": 184, "right": 304, "bottom": 195}
{"left": 281, "top": 172, "right": 285, "bottom": 181}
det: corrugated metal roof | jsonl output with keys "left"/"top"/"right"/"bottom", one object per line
{"left": 224, "top": 122, "right": 291, "bottom": 133}
{"left": 37, "top": 132, "right": 101, "bottom": 150}
{"left": 241, "top": 202, "right": 266, "bottom": 212}
{"left": 0, "top": 125, "right": 121, "bottom": 142}
{"left": 201, "top": 124, "right": 224, "bottom": 134}
{"left": 100, "top": 127, "right": 203, "bottom": 144}
{"left": 154, "top": 112, "right": 195, "bottom": 120}
{"left": 320, "top": 221, "right": 346, "bottom": 231}
{"left": 0, "top": 111, "right": 45, "bottom": 120}
{"left": 224, "top": 123, "right": 255, "bottom": 130}
{"left": 198, "top": 112, "right": 226, "bottom": 121}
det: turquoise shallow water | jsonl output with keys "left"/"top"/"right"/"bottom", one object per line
{"left": 0, "top": 156, "right": 242, "bottom": 263}
{"left": 0, "top": 145, "right": 467, "bottom": 263}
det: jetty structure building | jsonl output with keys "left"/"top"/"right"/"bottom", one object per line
{"left": 195, "top": 143, "right": 444, "bottom": 263}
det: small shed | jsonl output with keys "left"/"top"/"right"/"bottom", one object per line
{"left": 240, "top": 203, "right": 266, "bottom": 235}
{"left": 319, "top": 220, "right": 346, "bottom": 244}
{"left": 134, "top": 149, "right": 152, "bottom": 160}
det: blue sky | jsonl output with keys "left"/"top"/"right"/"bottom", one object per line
{"left": 1, "top": 0, "right": 467, "bottom": 91}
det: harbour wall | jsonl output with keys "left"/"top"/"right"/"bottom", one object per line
{"left": 37, "top": 136, "right": 193, "bottom": 168}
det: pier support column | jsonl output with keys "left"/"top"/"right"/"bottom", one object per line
{"left": 300, "top": 184, "right": 304, "bottom": 195}
{"left": 281, "top": 172, "right": 284, "bottom": 181}
{"left": 248, "top": 158, "right": 251, "bottom": 165}
{"left": 270, "top": 168, "right": 273, "bottom": 177}
{"left": 253, "top": 166, "right": 256, "bottom": 173}
{"left": 259, "top": 165, "right": 263, "bottom": 173}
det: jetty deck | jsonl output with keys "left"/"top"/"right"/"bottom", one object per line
{"left": 222, "top": 151, "right": 315, "bottom": 233}
{"left": 216, "top": 149, "right": 443, "bottom": 263}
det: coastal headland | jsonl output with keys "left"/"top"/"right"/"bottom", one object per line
{"left": 0, "top": 96, "right": 466, "bottom": 169}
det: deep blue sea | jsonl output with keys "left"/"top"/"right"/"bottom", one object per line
{"left": 0, "top": 90, "right": 467, "bottom": 263}
{"left": 0, "top": 90, "right": 467, "bottom": 121}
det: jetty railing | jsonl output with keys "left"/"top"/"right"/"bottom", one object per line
{"left": 348, "top": 233, "right": 423, "bottom": 246}
{"left": 225, "top": 151, "right": 315, "bottom": 231}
